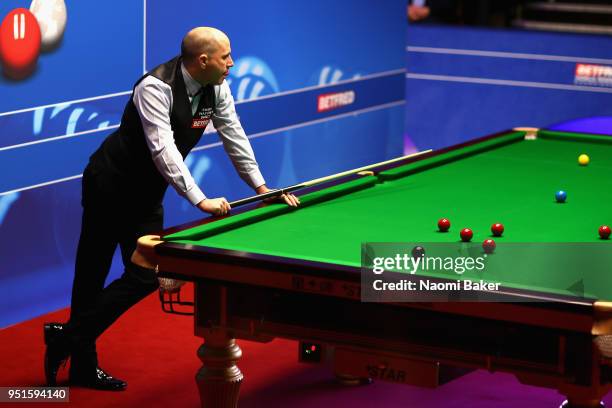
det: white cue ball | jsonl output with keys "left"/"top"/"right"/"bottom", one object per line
{"left": 30, "top": 0, "right": 67, "bottom": 52}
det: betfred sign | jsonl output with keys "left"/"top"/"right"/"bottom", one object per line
{"left": 575, "top": 63, "right": 612, "bottom": 87}
{"left": 317, "top": 90, "right": 356, "bottom": 112}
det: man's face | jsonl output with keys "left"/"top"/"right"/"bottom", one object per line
{"left": 202, "top": 38, "right": 234, "bottom": 85}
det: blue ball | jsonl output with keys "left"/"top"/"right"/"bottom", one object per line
{"left": 555, "top": 190, "right": 567, "bottom": 203}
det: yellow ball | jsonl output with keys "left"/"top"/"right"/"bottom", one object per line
{"left": 578, "top": 154, "right": 590, "bottom": 166}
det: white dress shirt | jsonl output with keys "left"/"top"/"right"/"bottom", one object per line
{"left": 132, "top": 63, "right": 265, "bottom": 206}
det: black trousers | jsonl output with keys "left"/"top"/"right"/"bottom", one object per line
{"left": 67, "top": 167, "right": 162, "bottom": 369}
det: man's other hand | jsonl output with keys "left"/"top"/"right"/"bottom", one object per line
{"left": 256, "top": 185, "right": 300, "bottom": 207}
{"left": 197, "top": 197, "right": 231, "bottom": 216}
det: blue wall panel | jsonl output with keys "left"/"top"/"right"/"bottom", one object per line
{"left": 405, "top": 25, "right": 612, "bottom": 150}
{"left": 147, "top": 1, "right": 405, "bottom": 83}
{"left": 0, "top": 1, "right": 142, "bottom": 112}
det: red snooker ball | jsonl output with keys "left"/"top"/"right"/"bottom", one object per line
{"left": 491, "top": 223, "right": 504, "bottom": 237}
{"left": 0, "top": 8, "right": 41, "bottom": 80}
{"left": 438, "top": 218, "right": 451, "bottom": 232}
{"left": 460, "top": 228, "right": 473, "bottom": 242}
{"left": 599, "top": 225, "right": 611, "bottom": 240}
{"left": 482, "top": 239, "right": 496, "bottom": 254}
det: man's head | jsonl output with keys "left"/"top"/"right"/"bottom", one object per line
{"left": 181, "top": 27, "right": 234, "bottom": 86}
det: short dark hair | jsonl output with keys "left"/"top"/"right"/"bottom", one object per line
{"left": 181, "top": 39, "right": 196, "bottom": 63}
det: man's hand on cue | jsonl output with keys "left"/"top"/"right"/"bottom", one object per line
{"left": 256, "top": 185, "right": 300, "bottom": 207}
{"left": 197, "top": 197, "right": 231, "bottom": 216}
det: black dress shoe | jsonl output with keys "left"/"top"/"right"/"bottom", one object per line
{"left": 69, "top": 367, "right": 127, "bottom": 391}
{"left": 43, "top": 323, "right": 70, "bottom": 386}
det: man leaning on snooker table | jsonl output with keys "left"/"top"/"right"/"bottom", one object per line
{"left": 42, "top": 26, "right": 299, "bottom": 390}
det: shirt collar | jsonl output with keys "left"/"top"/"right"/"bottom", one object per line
{"left": 180, "top": 62, "right": 202, "bottom": 97}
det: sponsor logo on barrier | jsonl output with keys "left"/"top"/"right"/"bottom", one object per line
{"left": 317, "top": 90, "right": 355, "bottom": 112}
{"left": 575, "top": 63, "right": 612, "bottom": 87}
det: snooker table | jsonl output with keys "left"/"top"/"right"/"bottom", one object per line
{"left": 133, "top": 128, "right": 612, "bottom": 408}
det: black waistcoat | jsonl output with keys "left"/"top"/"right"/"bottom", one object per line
{"left": 88, "top": 56, "right": 215, "bottom": 206}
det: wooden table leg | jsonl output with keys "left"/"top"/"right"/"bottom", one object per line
{"left": 195, "top": 330, "right": 243, "bottom": 408}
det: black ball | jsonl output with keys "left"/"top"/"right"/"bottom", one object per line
{"left": 411, "top": 246, "right": 425, "bottom": 259}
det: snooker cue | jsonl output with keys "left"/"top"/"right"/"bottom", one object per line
{"left": 228, "top": 148, "right": 433, "bottom": 208}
